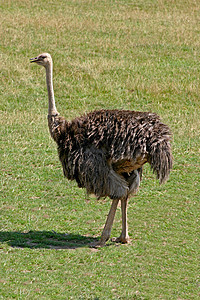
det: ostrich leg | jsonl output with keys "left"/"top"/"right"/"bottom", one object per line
{"left": 112, "top": 197, "right": 130, "bottom": 243}
{"left": 92, "top": 199, "right": 119, "bottom": 247}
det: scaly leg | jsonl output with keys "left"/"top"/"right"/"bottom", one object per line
{"left": 91, "top": 199, "right": 119, "bottom": 247}
{"left": 112, "top": 197, "right": 130, "bottom": 243}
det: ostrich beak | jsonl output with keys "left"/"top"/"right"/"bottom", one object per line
{"left": 30, "top": 56, "right": 39, "bottom": 63}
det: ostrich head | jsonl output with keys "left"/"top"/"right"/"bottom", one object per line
{"left": 30, "top": 53, "right": 52, "bottom": 68}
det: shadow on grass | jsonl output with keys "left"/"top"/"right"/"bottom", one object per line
{"left": 0, "top": 230, "right": 98, "bottom": 249}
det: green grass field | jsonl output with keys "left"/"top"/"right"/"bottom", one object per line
{"left": 0, "top": 0, "right": 199, "bottom": 299}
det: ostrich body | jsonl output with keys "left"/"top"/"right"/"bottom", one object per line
{"left": 30, "top": 53, "right": 173, "bottom": 247}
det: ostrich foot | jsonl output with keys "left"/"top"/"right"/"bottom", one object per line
{"left": 90, "top": 235, "right": 110, "bottom": 248}
{"left": 111, "top": 235, "right": 130, "bottom": 244}
{"left": 90, "top": 240, "right": 106, "bottom": 248}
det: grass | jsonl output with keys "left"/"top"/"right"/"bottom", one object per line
{"left": 0, "top": 0, "right": 199, "bottom": 299}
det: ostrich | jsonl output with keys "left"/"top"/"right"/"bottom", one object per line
{"left": 30, "top": 53, "right": 173, "bottom": 247}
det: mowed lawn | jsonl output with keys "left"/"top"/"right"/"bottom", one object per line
{"left": 0, "top": 0, "right": 199, "bottom": 299}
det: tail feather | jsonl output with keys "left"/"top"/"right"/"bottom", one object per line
{"left": 149, "top": 135, "right": 173, "bottom": 184}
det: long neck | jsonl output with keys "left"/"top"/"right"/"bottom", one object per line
{"left": 45, "top": 62, "right": 58, "bottom": 116}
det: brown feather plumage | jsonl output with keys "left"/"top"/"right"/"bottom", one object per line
{"left": 48, "top": 109, "right": 173, "bottom": 200}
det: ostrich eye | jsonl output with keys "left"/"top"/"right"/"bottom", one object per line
{"left": 41, "top": 55, "right": 47, "bottom": 59}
